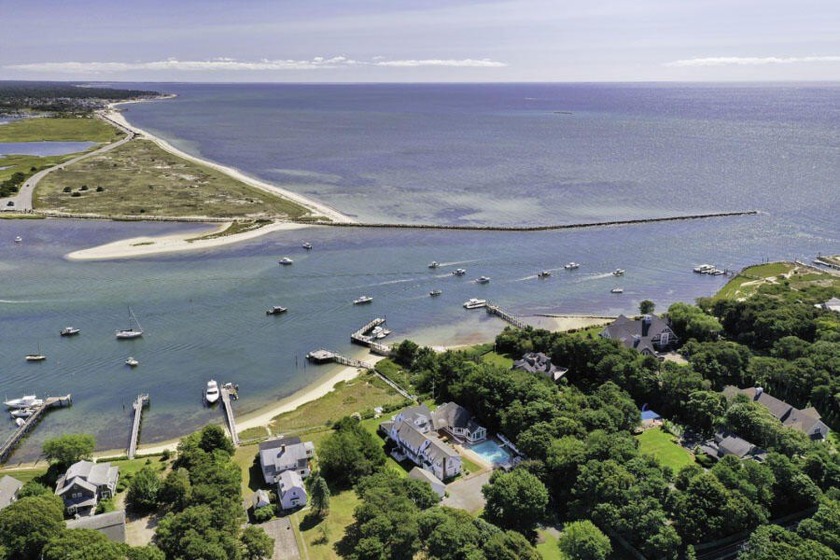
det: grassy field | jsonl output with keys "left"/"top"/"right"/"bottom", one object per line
{"left": 480, "top": 351, "right": 514, "bottom": 369}
{"left": 0, "top": 117, "right": 123, "bottom": 143}
{"left": 536, "top": 529, "right": 563, "bottom": 560}
{"left": 292, "top": 490, "right": 360, "bottom": 560}
{"left": 35, "top": 138, "right": 310, "bottom": 219}
{"left": 636, "top": 428, "right": 694, "bottom": 471}
{"left": 716, "top": 262, "right": 840, "bottom": 301}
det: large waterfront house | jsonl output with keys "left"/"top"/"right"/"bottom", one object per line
{"left": 513, "top": 352, "right": 567, "bottom": 382}
{"left": 277, "top": 470, "right": 308, "bottom": 510}
{"left": 736, "top": 387, "right": 830, "bottom": 441}
{"left": 380, "top": 404, "right": 463, "bottom": 480}
{"left": 600, "top": 314, "right": 678, "bottom": 356}
{"left": 0, "top": 475, "right": 23, "bottom": 511}
{"left": 258, "top": 436, "right": 315, "bottom": 484}
{"left": 431, "top": 402, "right": 488, "bottom": 444}
{"left": 55, "top": 460, "right": 119, "bottom": 516}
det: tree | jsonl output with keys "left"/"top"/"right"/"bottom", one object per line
{"left": 798, "top": 499, "right": 840, "bottom": 554}
{"left": 482, "top": 468, "right": 549, "bottom": 535}
{"left": 43, "top": 528, "right": 125, "bottom": 560}
{"left": 393, "top": 340, "right": 420, "bottom": 368}
{"left": 127, "top": 466, "right": 161, "bottom": 513}
{"left": 639, "top": 300, "right": 656, "bottom": 315}
{"left": 319, "top": 417, "right": 386, "bottom": 488}
{"left": 241, "top": 525, "right": 274, "bottom": 560}
{"left": 309, "top": 474, "right": 331, "bottom": 517}
{"left": 0, "top": 494, "right": 66, "bottom": 560}
{"left": 42, "top": 433, "right": 95, "bottom": 467}
{"left": 738, "top": 524, "right": 839, "bottom": 560}
{"left": 558, "top": 520, "right": 612, "bottom": 560}
{"left": 157, "top": 467, "right": 191, "bottom": 511}
{"left": 198, "top": 424, "right": 236, "bottom": 456}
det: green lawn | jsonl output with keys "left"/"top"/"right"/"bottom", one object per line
{"left": 635, "top": 428, "right": 694, "bottom": 471}
{"left": 480, "top": 351, "right": 514, "bottom": 369}
{"left": 0, "top": 466, "right": 48, "bottom": 484}
{"left": 293, "top": 490, "right": 360, "bottom": 560}
{"left": 0, "top": 117, "right": 123, "bottom": 143}
{"left": 536, "top": 529, "right": 563, "bottom": 560}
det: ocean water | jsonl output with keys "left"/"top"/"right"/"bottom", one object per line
{"left": 1, "top": 83, "right": 838, "bottom": 461}
{"left": 0, "top": 141, "right": 96, "bottom": 156}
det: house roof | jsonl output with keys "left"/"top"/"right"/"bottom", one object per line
{"left": 739, "top": 387, "right": 829, "bottom": 438}
{"left": 400, "top": 404, "right": 433, "bottom": 425}
{"left": 718, "top": 435, "right": 754, "bottom": 458}
{"left": 57, "top": 477, "right": 97, "bottom": 497}
{"left": 66, "top": 510, "right": 126, "bottom": 543}
{"left": 61, "top": 461, "right": 118, "bottom": 489}
{"left": 394, "top": 419, "right": 432, "bottom": 452}
{"left": 258, "top": 435, "right": 302, "bottom": 452}
{"left": 513, "top": 352, "right": 556, "bottom": 374}
{"left": 601, "top": 314, "right": 676, "bottom": 354}
{"left": 259, "top": 437, "right": 312, "bottom": 476}
{"left": 409, "top": 467, "right": 445, "bottom": 496}
{"left": 432, "top": 402, "right": 482, "bottom": 433}
{"left": 423, "top": 434, "right": 460, "bottom": 461}
{"left": 278, "top": 470, "right": 305, "bottom": 492}
{"left": 0, "top": 475, "right": 23, "bottom": 510}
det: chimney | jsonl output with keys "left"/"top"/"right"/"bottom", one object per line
{"left": 642, "top": 315, "right": 652, "bottom": 337}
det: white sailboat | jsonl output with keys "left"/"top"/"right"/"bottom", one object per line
{"left": 116, "top": 306, "right": 143, "bottom": 339}
{"left": 25, "top": 343, "right": 46, "bottom": 362}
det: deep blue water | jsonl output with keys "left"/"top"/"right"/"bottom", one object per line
{"left": 1, "top": 83, "right": 838, "bottom": 460}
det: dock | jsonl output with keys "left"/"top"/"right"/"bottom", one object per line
{"left": 220, "top": 385, "right": 240, "bottom": 447}
{"left": 0, "top": 395, "right": 72, "bottom": 464}
{"left": 127, "top": 394, "right": 150, "bottom": 459}
{"left": 350, "top": 318, "right": 393, "bottom": 356}
{"left": 306, "top": 349, "right": 375, "bottom": 369}
{"left": 485, "top": 302, "right": 529, "bottom": 330}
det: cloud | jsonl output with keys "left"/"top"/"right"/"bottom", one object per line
{"left": 5, "top": 56, "right": 506, "bottom": 74}
{"left": 666, "top": 55, "right": 840, "bottom": 67}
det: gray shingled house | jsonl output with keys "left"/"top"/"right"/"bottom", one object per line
{"left": 258, "top": 436, "right": 315, "bottom": 484}
{"left": 600, "top": 314, "right": 678, "bottom": 356}
{"left": 55, "top": 460, "right": 119, "bottom": 516}
{"left": 739, "top": 387, "right": 830, "bottom": 441}
{"left": 66, "top": 510, "right": 126, "bottom": 542}
{"left": 0, "top": 475, "right": 23, "bottom": 511}
{"left": 513, "top": 352, "right": 568, "bottom": 382}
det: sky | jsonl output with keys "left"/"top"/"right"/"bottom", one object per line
{"left": 2, "top": 0, "right": 840, "bottom": 82}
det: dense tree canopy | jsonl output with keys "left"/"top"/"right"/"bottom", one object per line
{"left": 42, "top": 433, "right": 95, "bottom": 467}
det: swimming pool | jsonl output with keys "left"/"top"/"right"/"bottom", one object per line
{"left": 470, "top": 439, "right": 512, "bottom": 466}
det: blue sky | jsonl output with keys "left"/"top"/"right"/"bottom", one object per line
{"left": 2, "top": 0, "right": 840, "bottom": 82}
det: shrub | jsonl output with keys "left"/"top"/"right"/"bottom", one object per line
{"left": 96, "top": 186, "right": 104, "bottom": 192}
{"left": 79, "top": 185, "right": 88, "bottom": 191}
{"left": 62, "top": 186, "right": 71, "bottom": 193}
{"left": 70, "top": 192, "right": 81, "bottom": 197}
{"left": 252, "top": 505, "right": 274, "bottom": 523}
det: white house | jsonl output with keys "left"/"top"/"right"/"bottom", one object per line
{"left": 259, "top": 436, "right": 315, "bottom": 484}
{"left": 380, "top": 405, "right": 462, "bottom": 480}
{"left": 277, "top": 470, "right": 307, "bottom": 510}
{"left": 432, "top": 402, "right": 487, "bottom": 444}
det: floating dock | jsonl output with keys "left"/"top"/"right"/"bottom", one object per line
{"left": 485, "top": 302, "right": 529, "bottom": 330}
{"left": 127, "top": 394, "right": 150, "bottom": 459}
{"left": 350, "top": 318, "right": 392, "bottom": 356}
{"left": 220, "top": 385, "right": 240, "bottom": 447}
{"left": 0, "top": 395, "right": 72, "bottom": 464}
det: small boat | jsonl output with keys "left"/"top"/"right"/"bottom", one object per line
{"left": 302, "top": 242, "right": 312, "bottom": 250}
{"left": 14, "top": 236, "right": 22, "bottom": 244}
{"left": 60, "top": 326, "right": 80, "bottom": 336}
{"left": 205, "top": 380, "right": 220, "bottom": 404}
{"left": 125, "top": 357, "right": 139, "bottom": 367}
{"left": 116, "top": 306, "right": 143, "bottom": 339}
{"left": 266, "top": 306, "right": 288, "bottom": 315}
{"left": 353, "top": 295, "right": 374, "bottom": 305}
{"left": 9, "top": 408, "right": 34, "bottom": 419}
{"left": 693, "top": 264, "right": 714, "bottom": 274}
{"left": 564, "top": 262, "right": 580, "bottom": 270}
{"left": 452, "top": 268, "right": 466, "bottom": 276}
{"left": 25, "top": 343, "right": 45, "bottom": 362}
{"left": 613, "top": 269, "right": 625, "bottom": 276}
{"left": 428, "top": 261, "right": 440, "bottom": 269}
{"left": 537, "top": 271, "right": 551, "bottom": 278}
{"left": 611, "top": 288, "right": 624, "bottom": 294}
{"left": 371, "top": 326, "right": 391, "bottom": 340}
{"left": 475, "top": 276, "right": 490, "bottom": 284}
{"left": 429, "top": 289, "right": 442, "bottom": 297}
{"left": 278, "top": 257, "right": 294, "bottom": 265}
{"left": 463, "top": 298, "right": 487, "bottom": 309}
{"left": 4, "top": 395, "right": 43, "bottom": 409}
{"left": 15, "top": 418, "right": 25, "bottom": 428}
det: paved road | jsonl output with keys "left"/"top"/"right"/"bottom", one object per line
{"left": 3, "top": 112, "right": 134, "bottom": 212}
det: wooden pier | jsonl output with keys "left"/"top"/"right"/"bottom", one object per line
{"left": 127, "top": 394, "right": 150, "bottom": 459}
{"left": 306, "top": 349, "right": 375, "bottom": 370}
{"left": 485, "top": 302, "right": 529, "bottom": 330}
{"left": 0, "top": 395, "right": 72, "bottom": 464}
{"left": 220, "top": 385, "right": 240, "bottom": 447}
{"left": 350, "top": 318, "right": 393, "bottom": 356}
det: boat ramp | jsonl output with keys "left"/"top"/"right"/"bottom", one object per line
{"left": 0, "top": 395, "right": 72, "bottom": 464}
{"left": 127, "top": 394, "right": 150, "bottom": 459}
{"left": 350, "top": 318, "right": 392, "bottom": 356}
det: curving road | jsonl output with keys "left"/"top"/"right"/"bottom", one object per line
{"left": 3, "top": 113, "right": 134, "bottom": 212}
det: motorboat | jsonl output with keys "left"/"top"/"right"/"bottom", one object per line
{"left": 353, "top": 295, "right": 374, "bottom": 305}
{"left": 278, "top": 257, "right": 294, "bottom": 265}
{"left": 429, "top": 289, "right": 442, "bottom": 297}
{"left": 14, "top": 236, "right": 21, "bottom": 243}
{"left": 15, "top": 418, "right": 25, "bottom": 428}
{"left": 452, "top": 268, "right": 466, "bottom": 276}
{"left": 60, "top": 326, "right": 80, "bottom": 336}
{"left": 564, "top": 262, "right": 580, "bottom": 270}
{"left": 611, "top": 288, "right": 624, "bottom": 294}
{"left": 302, "top": 242, "right": 312, "bottom": 250}
{"left": 463, "top": 298, "right": 487, "bottom": 309}
{"left": 613, "top": 269, "right": 625, "bottom": 276}
{"left": 428, "top": 261, "right": 440, "bottom": 269}
{"left": 266, "top": 306, "right": 288, "bottom": 315}
{"left": 371, "top": 326, "right": 391, "bottom": 340}
{"left": 4, "top": 395, "right": 43, "bottom": 409}
{"left": 475, "top": 276, "right": 490, "bottom": 284}
{"left": 537, "top": 271, "right": 551, "bottom": 278}
{"left": 125, "top": 357, "right": 139, "bottom": 367}
{"left": 693, "top": 264, "right": 714, "bottom": 274}
{"left": 205, "top": 380, "right": 220, "bottom": 404}
{"left": 9, "top": 408, "right": 34, "bottom": 419}
{"left": 116, "top": 306, "right": 143, "bottom": 339}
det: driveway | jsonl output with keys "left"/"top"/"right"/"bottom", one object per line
{"left": 260, "top": 517, "right": 302, "bottom": 560}
{"left": 442, "top": 470, "right": 492, "bottom": 513}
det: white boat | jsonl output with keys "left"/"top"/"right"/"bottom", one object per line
{"left": 537, "top": 271, "right": 551, "bottom": 278}
{"left": 613, "top": 269, "right": 625, "bottom": 276}
{"left": 452, "top": 268, "right": 466, "bottom": 276}
{"left": 475, "top": 276, "right": 490, "bottom": 284}
{"left": 10, "top": 408, "right": 34, "bottom": 419}
{"left": 14, "top": 236, "right": 22, "bottom": 243}
{"left": 125, "top": 357, "right": 139, "bottom": 367}
{"left": 693, "top": 264, "right": 714, "bottom": 274}
{"left": 463, "top": 298, "right": 487, "bottom": 309}
{"left": 429, "top": 289, "right": 442, "bottom": 296}
{"left": 25, "top": 343, "right": 45, "bottom": 362}
{"left": 564, "top": 262, "right": 580, "bottom": 270}
{"left": 611, "top": 288, "right": 624, "bottom": 294}
{"left": 371, "top": 326, "right": 391, "bottom": 340}
{"left": 353, "top": 295, "right": 374, "bottom": 305}
{"left": 60, "top": 326, "right": 80, "bottom": 336}
{"left": 278, "top": 257, "right": 294, "bottom": 265}
{"left": 15, "top": 418, "right": 25, "bottom": 427}
{"left": 116, "top": 306, "right": 143, "bottom": 339}
{"left": 302, "top": 242, "right": 312, "bottom": 250}
{"left": 266, "top": 306, "right": 288, "bottom": 315}
{"left": 4, "top": 395, "right": 43, "bottom": 409}
{"left": 428, "top": 261, "right": 440, "bottom": 269}
{"left": 205, "top": 380, "right": 220, "bottom": 404}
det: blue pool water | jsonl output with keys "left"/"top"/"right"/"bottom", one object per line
{"left": 470, "top": 439, "right": 512, "bottom": 465}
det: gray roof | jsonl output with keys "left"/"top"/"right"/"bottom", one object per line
{"left": 0, "top": 476, "right": 23, "bottom": 510}
{"left": 431, "top": 402, "right": 484, "bottom": 435}
{"left": 600, "top": 314, "right": 677, "bottom": 354}
{"left": 66, "top": 510, "right": 126, "bottom": 543}
{"left": 409, "top": 467, "right": 445, "bottom": 496}
{"left": 278, "top": 470, "right": 304, "bottom": 492}
{"left": 718, "top": 435, "right": 754, "bottom": 458}
{"left": 513, "top": 352, "right": 558, "bottom": 375}
{"left": 259, "top": 437, "right": 313, "bottom": 477}
{"left": 740, "top": 387, "right": 829, "bottom": 438}
{"left": 61, "top": 461, "right": 118, "bottom": 488}
{"left": 394, "top": 418, "right": 432, "bottom": 452}
{"left": 259, "top": 435, "right": 302, "bottom": 452}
